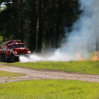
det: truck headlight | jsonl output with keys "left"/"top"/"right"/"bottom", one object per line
{"left": 27, "top": 51, "right": 31, "bottom": 54}
{"left": 14, "top": 51, "right": 17, "bottom": 55}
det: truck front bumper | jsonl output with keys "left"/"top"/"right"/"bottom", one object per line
{"left": 14, "top": 54, "right": 30, "bottom": 57}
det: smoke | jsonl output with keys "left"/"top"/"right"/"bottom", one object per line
{"left": 20, "top": 0, "right": 99, "bottom": 62}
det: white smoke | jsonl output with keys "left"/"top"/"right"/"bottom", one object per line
{"left": 20, "top": 0, "right": 99, "bottom": 62}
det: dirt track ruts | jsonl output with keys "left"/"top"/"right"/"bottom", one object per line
{"left": 0, "top": 63, "right": 99, "bottom": 83}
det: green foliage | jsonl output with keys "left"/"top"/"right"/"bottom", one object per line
{"left": 0, "top": 36, "right": 3, "bottom": 43}
{"left": 0, "top": 79, "right": 99, "bottom": 99}
{"left": 0, "top": 0, "right": 79, "bottom": 52}
{"left": 0, "top": 6, "right": 15, "bottom": 40}
{"left": 6, "top": 60, "right": 99, "bottom": 74}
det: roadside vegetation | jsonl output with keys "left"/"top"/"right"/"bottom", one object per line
{"left": 4, "top": 60, "right": 99, "bottom": 75}
{"left": 0, "top": 79, "right": 99, "bottom": 99}
{"left": 0, "top": 70, "right": 25, "bottom": 77}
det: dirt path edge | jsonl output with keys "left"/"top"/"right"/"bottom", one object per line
{"left": 0, "top": 63, "right": 99, "bottom": 83}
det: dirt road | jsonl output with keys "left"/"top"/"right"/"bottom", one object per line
{"left": 0, "top": 63, "right": 99, "bottom": 83}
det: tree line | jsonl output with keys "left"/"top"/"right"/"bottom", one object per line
{"left": 0, "top": 0, "right": 81, "bottom": 53}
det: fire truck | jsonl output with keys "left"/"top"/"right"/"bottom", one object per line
{"left": 0, "top": 40, "right": 31, "bottom": 62}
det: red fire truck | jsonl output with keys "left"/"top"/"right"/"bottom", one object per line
{"left": 0, "top": 40, "right": 31, "bottom": 62}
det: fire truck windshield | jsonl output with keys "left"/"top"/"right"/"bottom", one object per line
{"left": 13, "top": 44, "right": 25, "bottom": 48}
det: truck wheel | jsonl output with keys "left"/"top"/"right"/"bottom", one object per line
{"left": 15, "top": 57, "right": 19, "bottom": 62}
{"left": 5, "top": 58, "right": 9, "bottom": 62}
{"left": 12, "top": 55, "right": 16, "bottom": 62}
{"left": 2, "top": 54, "right": 5, "bottom": 62}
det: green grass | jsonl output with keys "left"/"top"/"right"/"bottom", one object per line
{"left": 5, "top": 61, "right": 99, "bottom": 74}
{"left": 0, "top": 79, "right": 99, "bottom": 99}
{"left": 0, "top": 70, "right": 25, "bottom": 77}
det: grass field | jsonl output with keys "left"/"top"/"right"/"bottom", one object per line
{"left": 0, "top": 79, "right": 99, "bottom": 99}
{"left": 0, "top": 70, "right": 25, "bottom": 77}
{"left": 1, "top": 55, "right": 99, "bottom": 99}
{"left": 5, "top": 60, "right": 99, "bottom": 74}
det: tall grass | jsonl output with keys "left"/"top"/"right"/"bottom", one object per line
{"left": 6, "top": 60, "right": 99, "bottom": 74}
{"left": 0, "top": 79, "right": 99, "bottom": 99}
{"left": 0, "top": 70, "right": 25, "bottom": 77}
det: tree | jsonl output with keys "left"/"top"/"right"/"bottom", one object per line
{"left": 0, "top": 0, "right": 80, "bottom": 52}
{"left": 55, "top": 0, "right": 62, "bottom": 48}
{"left": 37, "top": 0, "right": 43, "bottom": 53}
{"left": 20, "top": 0, "right": 23, "bottom": 42}
{"left": 29, "top": 0, "right": 37, "bottom": 52}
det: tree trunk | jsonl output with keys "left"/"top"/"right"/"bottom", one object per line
{"left": 20, "top": 0, "right": 23, "bottom": 42}
{"left": 51, "top": 0, "right": 55, "bottom": 48}
{"left": 33, "top": 0, "right": 37, "bottom": 51}
{"left": 38, "top": 0, "right": 43, "bottom": 53}
{"left": 13, "top": 0, "right": 18, "bottom": 39}
{"left": 45, "top": 28, "right": 50, "bottom": 51}
{"left": 55, "top": 0, "right": 62, "bottom": 48}
{"left": 29, "top": 0, "right": 34, "bottom": 52}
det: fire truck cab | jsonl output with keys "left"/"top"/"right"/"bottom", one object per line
{"left": 0, "top": 40, "right": 31, "bottom": 62}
